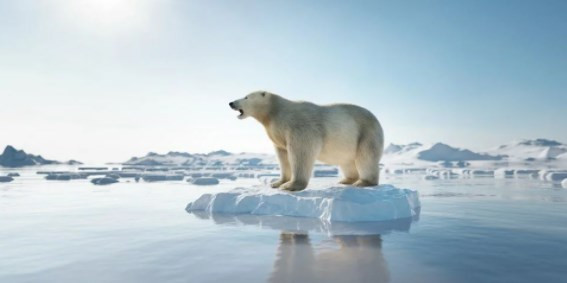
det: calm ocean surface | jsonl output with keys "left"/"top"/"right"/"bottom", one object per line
{"left": 1, "top": 166, "right": 566, "bottom": 283}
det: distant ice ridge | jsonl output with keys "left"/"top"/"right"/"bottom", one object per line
{"left": 186, "top": 185, "right": 420, "bottom": 222}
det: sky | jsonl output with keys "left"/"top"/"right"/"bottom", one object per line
{"left": 0, "top": 0, "right": 566, "bottom": 164}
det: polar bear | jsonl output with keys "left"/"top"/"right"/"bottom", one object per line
{"left": 229, "top": 91, "right": 384, "bottom": 191}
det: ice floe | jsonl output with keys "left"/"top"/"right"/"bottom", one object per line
{"left": 186, "top": 184, "right": 420, "bottom": 222}
{"left": 142, "top": 174, "right": 184, "bottom": 182}
{"left": 0, "top": 176, "right": 14, "bottom": 183}
{"left": 543, "top": 171, "right": 567, "bottom": 183}
{"left": 91, "top": 177, "right": 119, "bottom": 185}
{"left": 189, "top": 177, "right": 220, "bottom": 185}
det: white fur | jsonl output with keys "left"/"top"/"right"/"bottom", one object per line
{"left": 230, "top": 91, "right": 384, "bottom": 191}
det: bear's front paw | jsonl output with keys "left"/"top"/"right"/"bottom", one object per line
{"left": 353, "top": 179, "right": 378, "bottom": 187}
{"left": 270, "top": 179, "right": 287, "bottom": 188}
{"left": 339, "top": 178, "right": 357, "bottom": 185}
{"left": 281, "top": 180, "right": 308, "bottom": 191}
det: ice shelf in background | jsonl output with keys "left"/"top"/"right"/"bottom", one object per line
{"left": 186, "top": 184, "right": 420, "bottom": 222}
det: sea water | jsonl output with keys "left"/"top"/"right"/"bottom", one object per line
{"left": 1, "top": 167, "right": 566, "bottom": 283}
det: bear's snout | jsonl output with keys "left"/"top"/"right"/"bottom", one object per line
{"left": 229, "top": 102, "right": 236, "bottom": 109}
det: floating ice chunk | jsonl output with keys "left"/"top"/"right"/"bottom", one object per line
{"left": 539, "top": 170, "right": 551, "bottom": 181}
{"left": 142, "top": 174, "right": 184, "bottom": 182}
{"left": 562, "top": 179, "right": 567, "bottom": 189}
{"left": 238, "top": 173, "right": 255, "bottom": 178}
{"left": 514, "top": 169, "right": 539, "bottom": 177}
{"left": 495, "top": 168, "right": 514, "bottom": 178}
{"left": 538, "top": 170, "right": 567, "bottom": 182}
{"left": 44, "top": 172, "right": 87, "bottom": 181}
{"left": 91, "top": 177, "right": 118, "bottom": 185}
{"left": 211, "top": 173, "right": 237, "bottom": 180}
{"left": 190, "top": 177, "right": 220, "bottom": 185}
{"left": 439, "top": 170, "right": 458, "bottom": 178}
{"left": 390, "top": 169, "right": 404, "bottom": 175}
{"left": 423, "top": 175, "right": 439, "bottom": 180}
{"left": 186, "top": 185, "right": 420, "bottom": 222}
{"left": 79, "top": 167, "right": 108, "bottom": 171}
{"left": 0, "top": 176, "right": 14, "bottom": 183}
{"left": 546, "top": 172, "right": 567, "bottom": 183}
{"left": 117, "top": 172, "right": 139, "bottom": 178}
{"left": 470, "top": 170, "right": 494, "bottom": 177}
{"left": 404, "top": 168, "right": 427, "bottom": 174}
{"left": 257, "top": 173, "right": 280, "bottom": 178}
{"left": 313, "top": 168, "right": 339, "bottom": 177}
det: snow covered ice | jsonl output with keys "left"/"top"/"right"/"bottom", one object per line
{"left": 186, "top": 184, "right": 420, "bottom": 222}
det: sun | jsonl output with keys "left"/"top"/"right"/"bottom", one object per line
{"left": 54, "top": 0, "right": 153, "bottom": 34}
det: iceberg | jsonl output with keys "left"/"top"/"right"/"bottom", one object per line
{"left": 186, "top": 184, "right": 420, "bottom": 222}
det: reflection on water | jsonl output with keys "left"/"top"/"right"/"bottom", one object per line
{"left": 188, "top": 211, "right": 420, "bottom": 283}
{"left": 3, "top": 172, "right": 567, "bottom": 283}
{"left": 270, "top": 233, "right": 389, "bottom": 283}
{"left": 189, "top": 209, "right": 419, "bottom": 236}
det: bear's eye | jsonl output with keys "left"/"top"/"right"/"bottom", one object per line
{"left": 245, "top": 96, "right": 248, "bottom": 99}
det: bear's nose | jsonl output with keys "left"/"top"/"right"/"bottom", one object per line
{"left": 229, "top": 102, "right": 235, "bottom": 108}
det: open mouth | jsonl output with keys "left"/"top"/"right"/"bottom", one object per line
{"left": 232, "top": 108, "right": 245, "bottom": 119}
{"left": 229, "top": 102, "right": 245, "bottom": 119}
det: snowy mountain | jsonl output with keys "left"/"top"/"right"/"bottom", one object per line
{"left": 383, "top": 142, "right": 502, "bottom": 165}
{"left": 486, "top": 139, "right": 567, "bottom": 161}
{"left": 383, "top": 138, "right": 567, "bottom": 167}
{"left": 0, "top": 145, "right": 82, "bottom": 167}
{"left": 418, "top": 143, "right": 503, "bottom": 162}
{"left": 384, "top": 142, "right": 423, "bottom": 155}
{"left": 124, "top": 150, "right": 277, "bottom": 166}
{"left": 125, "top": 151, "right": 201, "bottom": 166}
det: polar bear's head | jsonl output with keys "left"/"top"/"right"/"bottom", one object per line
{"left": 229, "top": 91, "right": 271, "bottom": 120}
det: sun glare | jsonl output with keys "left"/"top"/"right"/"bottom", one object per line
{"left": 55, "top": 0, "right": 152, "bottom": 34}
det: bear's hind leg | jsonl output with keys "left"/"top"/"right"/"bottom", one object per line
{"left": 354, "top": 157, "right": 378, "bottom": 187}
{"left": 354, "top": 135, "right": 380, "bottom": 187}
{"left": 272, "top": 147, "right": 291, "bottom": 188}
{"left": 339, "top": 162, "right": 359, "bottom": 185}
